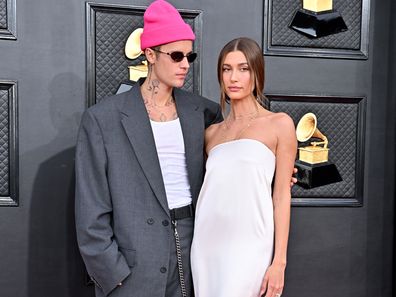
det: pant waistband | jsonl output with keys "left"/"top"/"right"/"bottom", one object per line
{"left": 169, "top": 204, "right": 194, "bottom": 221}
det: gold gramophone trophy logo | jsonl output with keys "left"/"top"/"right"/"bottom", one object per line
{"left": 295, "top": 112, "right": 342, "bottom": 189}
{"left": 289, "top": 0, "right": 347, "bottom": 38}
{"left": 116, "top": 28, "right": 148, "bottom": 94}
{"left": 125, "top": 28, "right": 148, "bottom": 82}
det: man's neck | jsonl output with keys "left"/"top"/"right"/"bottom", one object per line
{"left": 141, "top": 78, "right": 173, "bottom": 106}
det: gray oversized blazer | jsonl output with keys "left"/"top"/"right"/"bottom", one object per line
{"left": 75, "top": 83, "right": 222, "bottom": 297}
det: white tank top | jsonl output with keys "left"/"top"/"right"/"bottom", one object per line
{"left": 150, "top": 118, "right": 192, "bottom": 209}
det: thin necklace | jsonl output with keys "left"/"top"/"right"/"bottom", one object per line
{"left": 223, "top": 104, "right": 260, "bottom": 141}
{"left": 152, "top": 94, "right": 174, "bottom": 108}
{"left": 143, "top": 96, "right": 177, "bottom": 122}
{"left": 232, "top": 109, "right": 259, "bottom": 120}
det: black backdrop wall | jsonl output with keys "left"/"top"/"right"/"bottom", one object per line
{"left": 0, "top": 0, "right": 394, "bottom": 296}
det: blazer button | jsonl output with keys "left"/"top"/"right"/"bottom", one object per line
{"left": 160, "top": 267, "right": 167, "bottom": 273}
{"left": 162, "top": 220, "right": 169, "bottom": 226}
{"left": 147, "top": 218, "right": 154, "bottom": 225}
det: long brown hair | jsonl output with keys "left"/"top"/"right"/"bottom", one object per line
{"left": 217, "top": 37, "right": 266, "bottom": 112}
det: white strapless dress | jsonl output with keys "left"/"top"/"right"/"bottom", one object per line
{"left": 191, "top": 139, "right": 275, "bottom": 297}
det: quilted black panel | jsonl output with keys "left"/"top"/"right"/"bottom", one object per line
{"left": 269, "top": 95, "right": 365, "bottom": 201}
{"left": 89, "top": 4, "right": 200, "bottom": 104}
{"left": 270, "top": 0, "right": 362, "bottom": 49}
{"left": 0, "top": 89, "right": 9, "bottom": 196}
{"left": 95, "top": 10, "right": 142, "bottom": 102}
{"left": 0, "top": 0, "right": 6, "bottom": 29}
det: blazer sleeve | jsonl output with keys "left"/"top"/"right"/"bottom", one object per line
{"left": 213, "top": 104, "right": 223, "bottom": 125}
{"left": 75, "top": 110, "right": 130, "bottom": 296}
{"left": 204, "top": 102, "right": 223, "bottom": 129}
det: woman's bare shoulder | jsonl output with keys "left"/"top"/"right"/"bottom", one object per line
{"left": 205, "top": 121, "right": 223, "bottom": 136}
{"left": 264, "top": 111, "right": 295, "bottom": 130}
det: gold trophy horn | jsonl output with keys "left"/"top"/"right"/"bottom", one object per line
{"left": 125, "top": 28, "right": 143, "bottom": 59}
{"left": 296, "top": 112, "right": 329, "bottom": 164}
{"left": 296, "top": 112, "right": 328, "bottom": 148}
{"left": 125, "top": 28, "right": 148, "bottom": 82}
{"left": 294, "top": 112, "right": 342, "bottom": 189}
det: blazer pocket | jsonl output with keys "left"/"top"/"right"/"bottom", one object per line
{"left": 119, "top": 247, "right": 137, "bottom": 267}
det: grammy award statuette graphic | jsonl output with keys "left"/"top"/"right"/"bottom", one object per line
{"left": 295, "top": 113, "right": 342, "bottom": 189}
{"left": 117, "top": 28, "right": 148, "bottom": 94}
{"left": 125, "top": 28, "right": 148, "bottom": 82}
{"left": 289, "top": 0, "right": 348, "bottom": 38}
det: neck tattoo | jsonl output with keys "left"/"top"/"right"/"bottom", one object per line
{"left": 143, "top": 79, "right": 177, "bottom": 122}
{"left": 147, "top": 79, "right": 159, "bottom": 94}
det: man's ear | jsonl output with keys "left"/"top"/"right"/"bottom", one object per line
{"left": 145, "top": 48, "right": 156, "bottom": 64}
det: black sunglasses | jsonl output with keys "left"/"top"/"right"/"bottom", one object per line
{"left": 152, "top": 49, "right": 197, "bottom": 63}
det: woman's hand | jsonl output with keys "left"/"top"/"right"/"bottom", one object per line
{"left": 259, "top": 263, "right": 285, "bottom": 297}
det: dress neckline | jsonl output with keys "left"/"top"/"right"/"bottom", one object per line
{"left": 208, "top": 138, "right": 275, "bottom": 158}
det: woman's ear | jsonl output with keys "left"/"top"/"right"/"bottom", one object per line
{"left": 145, "top": 48, "right": 156, "bottom": 64}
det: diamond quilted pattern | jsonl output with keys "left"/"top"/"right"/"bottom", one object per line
{"left": 0, "top": 89, "right": 9, "bottom": 196}
{"left": 95, "top": 11, "right": 140, "bottom": 102}
{"left": 270, "top": 98, "right": 363, "bottom": 199}
{"left": 93, "top": 6, "right": 198, "bottom": 103}
{"left": 0, "top": 0, "right": 7, "bottom": 29}
{"left": 270, "top": 0, "right": 361, "bottom": 49}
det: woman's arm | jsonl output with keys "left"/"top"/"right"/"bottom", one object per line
{"left": 260, "top": 113, "right": 297, "bottom": 297}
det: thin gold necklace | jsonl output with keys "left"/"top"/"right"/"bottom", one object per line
{"left": 223, "top": 104, "right": 260, "bottom": 141}
{"left": 232, "top": 109, "right": 259, "bottom": 120}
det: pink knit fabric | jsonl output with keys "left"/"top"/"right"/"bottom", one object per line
{"left": 140, "top": 0, "right": 195, "bottom": 50}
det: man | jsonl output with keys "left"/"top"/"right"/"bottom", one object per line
{"left": 75, "top": 1, "right": 222, "bottom": 296}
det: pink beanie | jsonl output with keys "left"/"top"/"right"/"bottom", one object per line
{"left": 140, "top": 0, "right": 195, "bottom": 50}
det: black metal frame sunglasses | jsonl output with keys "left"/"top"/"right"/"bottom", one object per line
{"left": 152, "top": 48, "right": 197, "bottom": 63}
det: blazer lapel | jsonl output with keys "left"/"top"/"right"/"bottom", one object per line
{"left": 119, "top": 85, "right": 169, "bottom": 215}
{"left": 174, "top": 89, "right": 204, "bottom": 204}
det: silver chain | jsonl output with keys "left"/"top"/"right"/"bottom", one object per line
{"left": 172, "top": 220, "right": 187, "bottom": 297}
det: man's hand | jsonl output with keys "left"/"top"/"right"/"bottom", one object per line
{"left": 290, "top": 167, "right": 298, "bottom": 187}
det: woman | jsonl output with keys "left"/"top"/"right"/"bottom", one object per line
{"left": 190, "top": 37, "right": 297, "bottom": 297}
